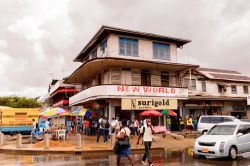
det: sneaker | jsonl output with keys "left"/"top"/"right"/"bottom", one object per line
{"left": 141, "top": 160, "right": 147, "bottom": 165}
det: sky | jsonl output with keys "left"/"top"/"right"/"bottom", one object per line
{"left": 0, "top": 0, "right": 250, "bottom": 98}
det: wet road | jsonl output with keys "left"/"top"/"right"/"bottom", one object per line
{"left": 1, "top": 148, "right": 250, "bottom": 166}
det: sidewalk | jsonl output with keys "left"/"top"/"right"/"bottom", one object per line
{"left": 0, "top": 134, "right": 195, "bottom": 155}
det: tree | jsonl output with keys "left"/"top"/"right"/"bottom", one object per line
{"left": 0, "top": 96, "right": 42, "bottom": 108}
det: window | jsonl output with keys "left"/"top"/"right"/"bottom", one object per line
{"left": 161, "top": 71, "right": 169, "bottom": 87}
{"left": 100, "top": 40, "right": 107, "bottom": 55}
{"left": 231, "top": 85, "right": 237, "bottom": 94}
{"left": 200, "top": 117, "right": 210, "bottom": 123}
{"left": 91, "top": 49, "right": 97, "bottom": 59}
{"left": 237, "top": 125, "right": 248, "bottom": 135}
{"left": 141, "top": 69, "right": 151, "bottom": 86}
{"left": 119, "top": 37, "right": 138, "bottom": 56}
{"left": 243, "top": 86, "right": 249, "bottom": 94}
{"left": 153, "top": 42, "right": 170, "bottom": 61}
{"left": 184, "top": 78, "right": 196, "bottom": 90}
{"left": 201, "top": 81, "right": 206, "bottom": 92}
{"left": 218, "top": 84, "right": 227, "bottom": 93}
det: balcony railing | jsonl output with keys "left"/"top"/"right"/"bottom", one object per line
{"left": 69, "top": 84, "right": 188, "bottom": 106}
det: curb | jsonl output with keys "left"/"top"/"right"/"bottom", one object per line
{"left": 0, "top": 147, "right": 164, "bottom": 155}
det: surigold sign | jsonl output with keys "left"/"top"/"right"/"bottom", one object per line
{"left": 121, "top": 98, "right": 177, "bottom": 110}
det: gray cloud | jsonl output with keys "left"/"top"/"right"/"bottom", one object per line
{"left": 0, "top": 0, "right": 250, "bottom": 97}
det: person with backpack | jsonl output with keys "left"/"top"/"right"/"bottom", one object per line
{"left": 115, "top": 120, "right": 134, "bottom": 166}
{"left": 104, "top": 117, "right": 110, "bottom": 141}
{"left": 137, "top": 118, "right": 155, "bottom": 166}
{"left": 96, "top": 116, "right": 106, "bottom": 143}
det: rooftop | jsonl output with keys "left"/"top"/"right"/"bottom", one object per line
{"left": 197, "top": 67, "right": 250, "bottom": 83}
{"left": 74, "top": 25, "right": 191, "bottom": 62}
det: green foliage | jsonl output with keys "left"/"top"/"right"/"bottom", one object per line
{"left": 0, "top": 96, "right": 42, "bottom": 108}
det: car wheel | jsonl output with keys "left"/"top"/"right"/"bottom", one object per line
{"left": 229, "top": 146, "right": 237, "bottom": 160}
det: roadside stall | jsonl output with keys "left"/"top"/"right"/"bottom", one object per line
{"left": 37, "top": 107, "right": 70, "bottom": 141}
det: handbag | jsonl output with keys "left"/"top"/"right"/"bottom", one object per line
{"left": 118, "top": 128, "right": 130, "bottom": 146}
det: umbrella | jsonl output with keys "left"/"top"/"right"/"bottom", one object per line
{"left": 84, "top": 111, "right": 92, "bottom": 117}
{"left": 161, "top": 109, "right": 177, "bottom": 116}
{"left": 139, "top": 110, "right": 162, "bottom": 117}
{"left": 40, "top": 107, "right": 70, "bottom": 117}
{"left": 72, "top": 108, "right": 87, "bottom": 116}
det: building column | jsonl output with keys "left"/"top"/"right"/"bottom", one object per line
{"left": 131, "top": 110, "right": 135, "bottom": 121}
{"left": 108, "top": 102, "right": 115, "bottom": 122}
{"left": 163, "top": 115, "right": 166, "bottom": 127}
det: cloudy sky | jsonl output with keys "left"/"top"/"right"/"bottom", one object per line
{"left": 0, "top": 0, "right": 250, "bottom": 98}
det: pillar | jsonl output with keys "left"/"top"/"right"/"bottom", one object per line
{"left": 76, "top": 134, "right": 81, "bottom": 149}
{"left": 44, "top": 134, "right": 49, "bottom": 150}
{"left": 131, "top": 110, "right": 135, "bottom": 121}
{"left": 0, "top": 133, "right": 5, "bottom": 146}
{"left": 16, "top": 134, "right": 22, "bottom": 148}
{"left": 163, "top": 115, "right": 166, "bottom": 127}
{"left": 158, "top": 116, "right": 162, "bottom": 126}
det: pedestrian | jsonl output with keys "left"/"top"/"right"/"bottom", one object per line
{"left": 113, "top": 117, "right": 120, "bottom": 133}
{"left": 137, "top": 118, "right": 155, "bottom": 166}
{"left": 45, "top": 119, "right": 50, "bottom": 132}
{"left": 132, "top": 118, "right": 139, "bottom": 135}
{"left": 115, "top": 120, "right": 134, "bottom": 166}
{"left": 96, "top": 116, "right": 106, "bottom": 143}
{"left": 179, "top": 116, "right": 185, "bottom": 131}
{"left": 84, "top": 118, "right": 91, "bottom": 136}
{"left": 192, "top": 116, "right": 198, "bottom": 131}
{"left": 166, "top": 116, "right": 171, "bottom": 131}
{"left": 186, "top": 115, "right": 193, "bottom": 133}
{"left": 31, "top": 119, "right": 37, "bottom": 137}
{"left": 104, "top": 117, "right": 110, "bottom": 141}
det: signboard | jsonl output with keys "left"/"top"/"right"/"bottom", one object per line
{"left": 70, "top": 85, "right": 188, "bottom": 106}
{"left": 247, "top": 96, "right": 250, "bottom": 106}
{"left": 121, "top": 98, "right": 178, "bottom": 110}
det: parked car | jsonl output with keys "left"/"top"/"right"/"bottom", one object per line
{"left": 197, "top": 116, "right": 240, "bottom": 134}
{"left": 194, "top": 121, "right": 250, "bottom": 159}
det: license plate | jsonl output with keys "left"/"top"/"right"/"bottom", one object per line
{"left": 201, "top": 148, "right": 208, "bottom": 153}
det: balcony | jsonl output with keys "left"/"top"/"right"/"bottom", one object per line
{"left": 69, "top": 85, "right": 188, "bottom": 106}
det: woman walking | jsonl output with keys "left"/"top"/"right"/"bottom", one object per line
{"left": 115, "top": 120, "right": 134, "bottom": 166}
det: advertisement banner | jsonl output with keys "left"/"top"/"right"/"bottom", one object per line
{"left": 121, "top": 98, "right": 178, "bottom": 110}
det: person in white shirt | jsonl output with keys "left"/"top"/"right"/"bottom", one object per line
{"left": 45, "top": 119, "right": 50, "bottom": 131}
{"left": 31, "top": 119, "right": 36, "bottom": 136}
{"left": 137, "top": 118, "right": 155, "bottom": 166}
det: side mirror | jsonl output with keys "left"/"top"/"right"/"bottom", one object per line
{"left": 237, "top": 133, "right": 243, "bottom": 137}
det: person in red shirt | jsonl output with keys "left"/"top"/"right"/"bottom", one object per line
{"left": 84, "top": 118, "right": 91, "bottom": 135}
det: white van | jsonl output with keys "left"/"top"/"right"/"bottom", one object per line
{"left": 197, "top": 116, "right": 240, "bottom": 134}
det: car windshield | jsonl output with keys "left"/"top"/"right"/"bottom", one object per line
{"left": 208, "top": 125, "right": 237, "bottom": 135}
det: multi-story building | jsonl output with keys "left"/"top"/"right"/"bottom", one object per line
{"left": 64, "top": 26, "right": 198, "bottom": 125}
{"left": 47, "top": 79, "right": 79, "bottom": 109}
{"left": 183, "top": 68, "right": 250, "bottom": 119}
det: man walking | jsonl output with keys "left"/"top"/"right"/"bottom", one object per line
{"left": 137, "top": 118, "right": 155, "bottom": 166}
{"left": 96, "top": 116, "right": 106, "bottom": 143}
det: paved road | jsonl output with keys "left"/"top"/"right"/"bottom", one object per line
{"left": 0, "top": 148, "right": 250, "bottom": 165}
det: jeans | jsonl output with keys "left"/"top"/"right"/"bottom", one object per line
{"left": 96, "top": 128, "right": 106, "bottom": 143}
{"left": 86, "top": 128, "right": 91, "bottom": 135}
{"left": 142, "top": 141, "right": 152, "bottom": 164}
